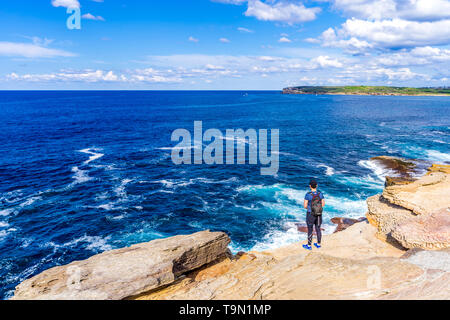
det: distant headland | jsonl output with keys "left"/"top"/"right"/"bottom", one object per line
{"left": 282, "top": 86, "right": 450, "bottom": 96}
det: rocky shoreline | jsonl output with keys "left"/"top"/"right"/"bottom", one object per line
{"left": 283, "top": 91, "right": 450, "bottom": 97}
{"left": 282, "top": 86, "right": 450, "bottom": 97}
{"left": 12, "top": 161, "right": 450, "bottom": 300}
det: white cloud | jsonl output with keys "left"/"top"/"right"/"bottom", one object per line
{"left": 317, "top": 27, "right": 373, "bottom": 54}
{"left": 366, "top": 67, "right": 426, "bottom": 81}
{"left": 245, "top": 0, "right": 321, "bottom": 24}
{"left": 6, "top": 53, "right": 348, "bottom": 84}
{"left": 329, "top": 0, "right": 450, "bottom": 22}
{"left": 334, "top": 63, "right": 428, "bottom": 82}
{"left": 373, "top": 46, "right": 450, "bottom": 66}
{"left": 237, "top": 27, "right": 254, "bottom": 33}
{"left": 311, "top": 55, "right": 343, "bottom": 68}
{"left": 212, "top": 0, "right": 247, "bottom": 4}
{"left": 0, "top": 41, "right": 76, "bottom": 58}
{"left": 188, "top": 36, "right": 199, "bottom": 42}
{"left": 340, "top": 18, "right": 450, "bottom": 49}
{"left": 82, "top": 13, "right": 105, "bottom": 21}
{"left": 258, "top": 56, "right": 282, "bottom": 61}
{"left": 216, "top": 1, "right": 321, "bottom": 23}
{"left": 278, "top": 37, "right": 292, "bottom": 43}
{"left": 51, "top": 0, "right": 80, "bottom": 8}
{"left": 220, "top": 38, "right": 231, "bottom": 43}
{"left": 8, "top": 51, "right": 442, "bottom": 87}
{"left": 5, "top": 69, "right": 182, "bottom": 84}
{"left": 23, "top": 36, "right": 54, "bottom": 47}
{"left": 7, "top": 70, "right": 118, "bottom": 82}
{"left": 315, "top": 18, "right": 450, "bottom": 53}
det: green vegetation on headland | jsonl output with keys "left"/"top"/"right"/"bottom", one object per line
{"left": 282, "top": 86, "right": 450, "bottom": 96}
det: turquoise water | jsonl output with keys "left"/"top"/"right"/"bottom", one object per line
{"left": 0, "top": 91, "right": 449, "bottom": 299}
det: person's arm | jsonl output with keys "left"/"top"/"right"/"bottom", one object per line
{"left": 304, "top": 199, "right": 308, "bottom": 209}
{"left": 322, "top": 199, "right": 326, "bottom": 207}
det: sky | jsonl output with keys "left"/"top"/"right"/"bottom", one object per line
{"left": 0, "top": 0, "right": 449, "bottom": 90}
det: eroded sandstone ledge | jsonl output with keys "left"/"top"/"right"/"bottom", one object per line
{"left": 12, "top": 231, "right": 230, "bottom": 300}
{"left": 368, "top": 164, "right": 450, "bottom": 249}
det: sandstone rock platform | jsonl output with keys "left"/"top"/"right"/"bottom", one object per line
{"left": 12, "top": 231, "right": 230, "bottom": 300}
{"left": 12, "top": 162, "right": 450, "bottom": 300}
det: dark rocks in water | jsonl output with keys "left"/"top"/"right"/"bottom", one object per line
{"left": 370, "top": 156, "right": 417, "bottom": 177}
{"left": 296, "top": 223, "right": 325, "bottom": 234}
{"left": 331, "top": 217, "right": 367, "bottom": 233}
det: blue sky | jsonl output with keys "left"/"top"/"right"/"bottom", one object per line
{"left": 0, "top": 0, "right": 449, "bottom": 89}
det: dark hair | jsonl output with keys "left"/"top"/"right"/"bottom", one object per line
{"left": 309, "top": 179, "right": 318, "bottom": 188}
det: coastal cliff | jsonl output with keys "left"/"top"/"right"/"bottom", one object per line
{"left": 12, "top": 163, "right": 450, "bottom": 300}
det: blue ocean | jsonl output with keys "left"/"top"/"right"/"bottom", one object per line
{"left": 0, "top": 91, "right": 449, "bottom": 299}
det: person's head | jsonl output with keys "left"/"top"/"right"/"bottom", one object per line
{"left": 309, "top": 179, "right": 318, "bottom": 190}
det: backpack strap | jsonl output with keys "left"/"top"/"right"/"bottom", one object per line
{"left": 311, "top": 192, "right": 320, "bottom": 201}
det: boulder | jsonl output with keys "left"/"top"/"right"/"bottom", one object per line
{"left": 12, "top": 231, "right": 230, "bottom": 300}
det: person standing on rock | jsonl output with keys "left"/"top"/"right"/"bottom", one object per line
{"left": 302, "top": 179, "right": 325, "bottom": 250}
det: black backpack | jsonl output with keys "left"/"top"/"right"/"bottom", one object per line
{"left": 309, "top": 191, "right": 323, "bottom": 216}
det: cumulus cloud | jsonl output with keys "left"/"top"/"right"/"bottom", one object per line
{"left": 245, "top": 0, "right": 321, "bottom": 24}
{"left": 340, "top": 18, "right": 450, "bottom": 49}
{"left": 311, "top": 55, "right": 343, "bottom": 68}
{"left": 214, "top": 0, "right": 321, "bottom": 24}
{"left": 373, "top": 46, "right": 450, "bottom": 66}
{"left": 317, "top": 27, "right": 373, "bottom": 54}
{"left": 306, "top": 0, "right": 450, "bottom": 58}
{"left": 329, "top": 0, "right": 450, "bottom": 22}
{"left": 0, "top": 41, "right": 76, "bottom": 58}
{"left": 314, "top": 18, "right": 450, "bottom": 53}
{"left": 51, "top": 0, "right": 80, "bottom": 8}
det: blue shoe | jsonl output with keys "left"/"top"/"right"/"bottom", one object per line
{"left": 302, "top": 244, "right": 312, "bottom": 251}
{"left": 314, "top": 243, "right": 321, "bottom": 249}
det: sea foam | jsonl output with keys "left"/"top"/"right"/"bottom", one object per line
{"left": 79, "top": 148, "right": 104, "bottom": 165}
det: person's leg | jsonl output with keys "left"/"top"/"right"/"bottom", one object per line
{"left": 306, "top": 213, "right": 314, "bottom": 246}
{"left": 307, "top": 223, "right": 314, "bottom": 246}
{"left": 315, "top": 215, "right": 322, "bottom": 244}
